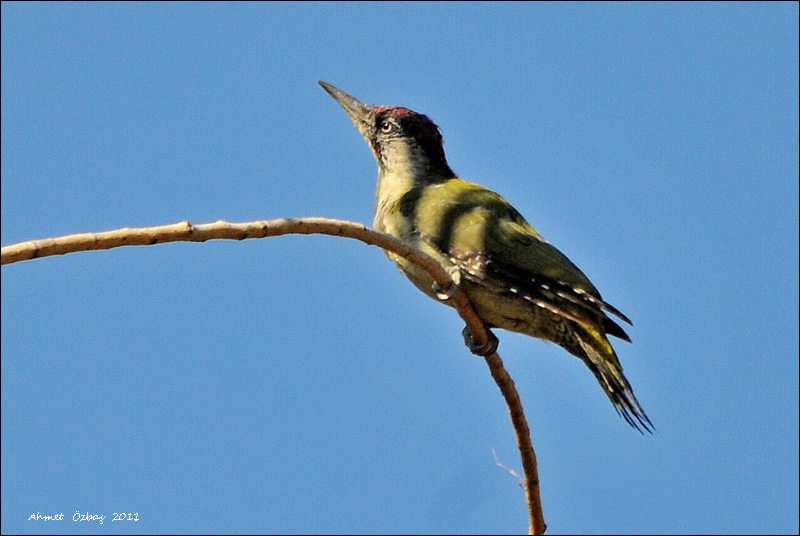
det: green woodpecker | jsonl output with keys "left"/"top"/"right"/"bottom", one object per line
{"left": 319, "top": 81, "right": 651, "bottom": 432}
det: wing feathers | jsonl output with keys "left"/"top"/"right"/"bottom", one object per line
{"left": 455, "top": 251, "right": 632, "bottom": 342}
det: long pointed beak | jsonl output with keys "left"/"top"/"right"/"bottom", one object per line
{"left": 319, "top": 80, "right": 376, "bottom": 139}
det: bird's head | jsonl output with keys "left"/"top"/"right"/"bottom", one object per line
{"left": 319, "top": 81, "right": 454, "bottom": 181}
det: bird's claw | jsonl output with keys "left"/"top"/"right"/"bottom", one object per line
{"left": 462, "top": 326, "right": 499, "bottom": 356}
{"left": 432, "top": 267, "right": 462, "bottom": 301}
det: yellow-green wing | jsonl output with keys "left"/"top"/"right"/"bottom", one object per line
{"left": 412, "top": 179, "right": 631, "bottom": 338}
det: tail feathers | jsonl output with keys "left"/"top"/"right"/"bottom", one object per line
{"left": 575, "top": 330, "right": 652, "bottom": 433}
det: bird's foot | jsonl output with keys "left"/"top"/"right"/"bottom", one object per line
{"left": 462, "top": 326, "right": 499, "bottom": 356}
{"left": 432, "top": 266, "right": 462, "bottom": 301}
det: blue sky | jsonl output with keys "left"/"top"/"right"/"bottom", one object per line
{"left": 2, "top": 2, "right": 797, "bottom": 534}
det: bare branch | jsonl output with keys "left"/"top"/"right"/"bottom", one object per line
{"left": 1, "top": 217, "right": 545, "bottom": 534}
{"left": 485, "top": 351, "right": 546, "bottom": 535}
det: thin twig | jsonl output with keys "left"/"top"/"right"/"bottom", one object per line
{"left": 485, "top": 351, "right": 546, "bottom": 535}
{"left": 1, "top": 217, "right": 546, "bottom": 534}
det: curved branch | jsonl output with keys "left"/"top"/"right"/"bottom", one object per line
{"left": 485, "top": 350, "right": 546, "bottom": 535}
{"left": 1, "top": 217, "right": 545, "bottom": 534}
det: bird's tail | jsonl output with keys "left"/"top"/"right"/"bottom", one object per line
{"left": 573, "top": 325, "right": 653, "bottom": 433}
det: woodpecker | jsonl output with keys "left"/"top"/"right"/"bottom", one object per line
{"left": 319, "top": 81, "right": 651, "bottom": 432}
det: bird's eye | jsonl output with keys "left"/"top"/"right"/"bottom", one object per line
{"left": 380, "top": 120, "right": 394, "bottom": 133}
